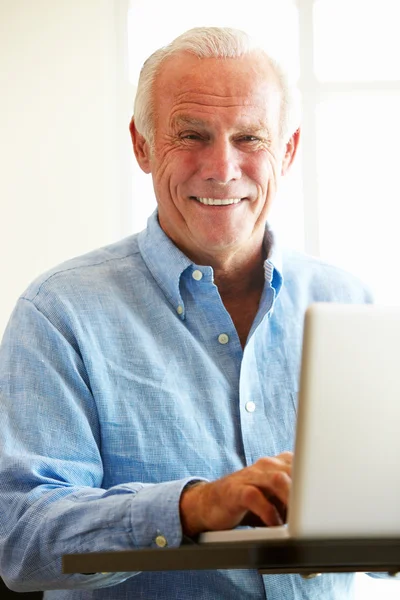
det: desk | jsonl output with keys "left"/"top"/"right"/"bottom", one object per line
{"left": 63, "top": 538, "right": 400, "bottom": 577}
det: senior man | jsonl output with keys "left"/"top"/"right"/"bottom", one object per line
{"left": 0, "top": 27, "right": 372, "bottom": 599}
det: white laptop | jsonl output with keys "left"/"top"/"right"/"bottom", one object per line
{"left": 200, "top": 302, "right": 400, "bottom": 543}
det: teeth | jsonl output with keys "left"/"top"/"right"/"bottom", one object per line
{"left": 195, "top": 197, "right": 242, "bottom": 206}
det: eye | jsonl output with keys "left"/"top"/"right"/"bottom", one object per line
{"left": 238, "top": 135, "right": 261, "bottom": 143}
{"left": 180, "top": 132, "right": 203, "bottom": 141}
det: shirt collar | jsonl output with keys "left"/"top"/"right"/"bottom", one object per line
{"left": 138, "top": 211, "right": 191, "bottom": 319}
{"left": 138, "top": 210, "right": 284, "bottom": 317}
{"left": 264, "top": 227, "right": 284, "bottom": 297}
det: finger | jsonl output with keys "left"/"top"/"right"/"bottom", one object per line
{"left": 276, "top": 451, "right": 294, "bottom": 466}
{"left": 266, "top": 494, "right": 287, "bottom": 522}
{"left": 247, "top": 466, "right": 291, "bottom": 508}
{"left": 239, "top": 511, "right": 265, "bottom": 527}
{"left": 263, "top": 470, "right": 291, "bottom": 507}
{"left": 240, "top": 503, "right": 286, "bottom": 527}
{"left": 254, "top": 456, "right": 292, "bottom": 477}
{"left": 240, "top": 485, "right": 285, "bottom": 527}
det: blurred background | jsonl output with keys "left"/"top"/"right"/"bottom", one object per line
{"left": 1, "top": 1, "right": 399, "bottom": 597}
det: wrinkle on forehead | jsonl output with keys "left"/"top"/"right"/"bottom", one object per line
{"left": 153, "top": 53, "right": 282, "bottom": 137}
{"left": 172, "top": 90, "right": 273, "bottom": 107}
{"left": 155, "top": 52, "right": 281, "bottom": 98}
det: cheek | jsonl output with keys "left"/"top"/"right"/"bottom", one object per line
{"left": 167, "top": 154, "right": 198, "bottom": 192}
{"left": 154, "top": 148, "right": 195, "bottom": 185}
{"left": 151, "top": 156, "right": 175, "bottom": 191}
{"left": 259, "top": 153, "right": 281, "bottom": 185}
{"left": 246, "top": 158, "right": 273, "bottom": 190}
{"left": 173, "top": 150, "right": 198, "bottom": 171}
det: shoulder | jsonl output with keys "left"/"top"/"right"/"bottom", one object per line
{"left": 280, "top": 248, "right": 373, "bottom": 304}
{"left": 21, "top": 233, "right": 143, "bottom": 307}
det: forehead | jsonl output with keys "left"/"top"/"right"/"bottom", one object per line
{"left": 153, "top": 51, "right": 282, "bottom": 129}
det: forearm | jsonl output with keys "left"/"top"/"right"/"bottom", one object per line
{"left": 0, "top": 477, "right": 202, "bottom": 592}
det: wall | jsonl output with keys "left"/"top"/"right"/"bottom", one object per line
{"left": 0, "top": 0, "right": 132, "bottom": 337}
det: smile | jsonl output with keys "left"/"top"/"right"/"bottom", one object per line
{"left": 192, "top": 197, "right": 243, "bottom": 206}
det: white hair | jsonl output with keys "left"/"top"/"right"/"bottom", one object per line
{"left": 133, "top": 27, "right": 300, "bottom": 148}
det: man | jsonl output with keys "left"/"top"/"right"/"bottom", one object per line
{"left": 0, "top": 27, "right": 372, "bottom": 599}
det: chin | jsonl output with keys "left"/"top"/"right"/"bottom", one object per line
{"left": 196, "top": 235, "right": 245, "bottom": 254}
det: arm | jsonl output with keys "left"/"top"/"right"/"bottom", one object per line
{"left": 0, "top": 298, "right": 201, "bottom": 592}
{"left": 0, "top": 297, "right": 293, "bottom": 592}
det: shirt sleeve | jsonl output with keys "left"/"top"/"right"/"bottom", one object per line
{"left": 0, "top": 298, "right": 206, "bottom": 592}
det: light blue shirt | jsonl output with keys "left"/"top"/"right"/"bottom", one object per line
{"left": 0, "top": 211, "right": 374, "bottom": 599}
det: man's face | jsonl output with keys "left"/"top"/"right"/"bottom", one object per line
{"left": 133, "top": 51, "right": 298, "bottom": 264}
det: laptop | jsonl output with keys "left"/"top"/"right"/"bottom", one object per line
{"left": 200, "top": 302, "right": 400, "bottom": 543}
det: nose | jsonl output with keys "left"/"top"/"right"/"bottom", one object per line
{"left": 199, "top": 139, "right": 242, "bottom": 184}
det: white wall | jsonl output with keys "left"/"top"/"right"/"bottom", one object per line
{"left": 0, "top": 0, "right": 132, "bottom": 337}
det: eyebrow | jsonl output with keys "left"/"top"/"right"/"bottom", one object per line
{"left": 170, "top": 116, "right": 208, "bottom": 130}
{"left": 170, "top": 115, "right": 271, "bottom": 136}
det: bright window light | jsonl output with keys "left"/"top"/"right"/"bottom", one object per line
{"left": 316, "top": 92, "right": 400, "bottom": 304}
{"left": 128, "top": 0, "right": 299, "bottom": 86}
{"left": 314, "top": 0, "right": 400, "bottom": 81}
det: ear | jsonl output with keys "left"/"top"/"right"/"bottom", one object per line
{"left": 129, "top": 117, "right": 152, "bottom": 174}
{"left": 281, "top": 128, "right": 301, "bottom": 176}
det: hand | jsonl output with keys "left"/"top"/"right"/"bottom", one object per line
{"left": 180, "top": 452, "right": 293, "bottom": 537}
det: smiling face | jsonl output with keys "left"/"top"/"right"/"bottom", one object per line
{"left": 131, "top": 51, "right": 299, "bottom": 266}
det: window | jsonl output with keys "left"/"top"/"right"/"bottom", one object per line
{"left": 308, "top": 0, "right": 400, "bottom": 305}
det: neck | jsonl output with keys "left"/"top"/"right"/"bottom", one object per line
{"left": 205, "top": 227, "right": 273, "bottom": 297}
{"left": 193, "top": 228, "right": 274, "bottom": 349}
{"left": 212, "top": 242, "right": 271, "bottom": 349}
{"left": 213, "top": 251, "right": 265, "bottom": 299}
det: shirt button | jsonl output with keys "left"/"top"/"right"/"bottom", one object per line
{"left": 245, "top": 401, "right": 256, "bottom": 413}
{"left": 192, "top": 269, "right": 203, "bottom": 281}
{"left": 155, "top": 535, "right": 168, "bottom": 548}
{"left": 176, "top": 305, "right": 183, "bottom": 315}
{"left": 218, "top": 333, "right": 229, "bottom": 345}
